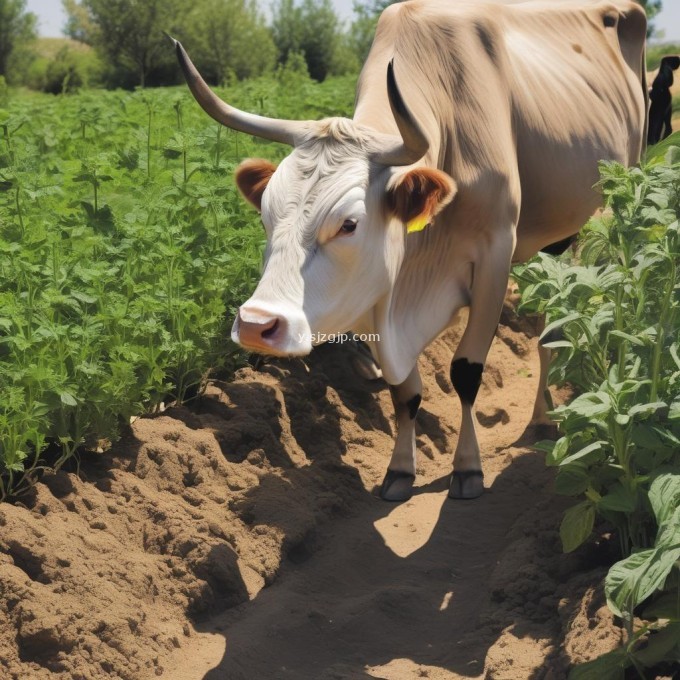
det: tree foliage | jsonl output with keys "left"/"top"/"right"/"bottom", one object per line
{"left": 271, "top": 0, "right": 354, "bottom": 81}
{"left": 0, "top": 0, "right": 37, "bottom": 82}
{"left": 184, "top": 0, "right": 276, "bottom": 84}
{"left": 62, "top": 0, "right": 187, "bottom": 87}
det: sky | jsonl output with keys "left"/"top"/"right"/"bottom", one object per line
{"left": 25, "top": 0, "right": 680, "bottom": 42}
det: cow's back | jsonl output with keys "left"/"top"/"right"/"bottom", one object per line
{"left": 501, "top": 0, "right": 647, "bottom": 257}
{"left": 356, "top": 0, "right": 648, "bottom": 260}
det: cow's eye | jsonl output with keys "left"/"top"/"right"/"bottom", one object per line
{"left": 338, "top": 219, "right": 357, "bottom": 235}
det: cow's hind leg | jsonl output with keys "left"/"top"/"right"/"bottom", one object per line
{"left": 449, "top": 232, "right": 514, "bottom": 499}
{"left": 380, "top": 365, "right": 422, "bottom": 502}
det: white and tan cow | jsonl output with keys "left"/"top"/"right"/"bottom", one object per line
{"left": 171, "top": 0, "right": 647, "bottom": 501}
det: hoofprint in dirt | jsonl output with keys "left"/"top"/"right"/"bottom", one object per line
{"left": 0, "top": 305, "right": 621, "bottom": 680}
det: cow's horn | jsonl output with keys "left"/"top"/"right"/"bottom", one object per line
{"left": 371, "top": 60, "right": 429, "bottom": 166}
{"left": 168, "top": 35, "right": 310, "bottom": 146}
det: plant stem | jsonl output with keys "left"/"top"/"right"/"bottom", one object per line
{"left": 15, "top": 185, "right": 24, "bottom": 234}
{"left": 650, "top": 258, "right": 675, "bottom": 402}
{"left": 215, "top": 125, "right": 221, "bottom": 169}
{"left": 147, "top": 106, "right": 152, "bottom": 178}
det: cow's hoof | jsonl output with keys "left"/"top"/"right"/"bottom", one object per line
{"left": 380, "top": 470, "right": 415, "bottom": 502}
{"left": 449, "top": 470, "right": 484, "bottom": 499}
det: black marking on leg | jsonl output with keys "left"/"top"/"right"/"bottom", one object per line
{"left": 450, "top": 358, "right": 483, "bottom": 404}
{"left": 406, "top": 394, "right": 421, "bottom": 420}
{"left": 540, "top": 235, "right": 576, "bottom": 256}
{"left": 380, "top": 470, "right": 415, "bottom": 502}
{"left": 449, "top": 470, "right": 484, "bottom": 500}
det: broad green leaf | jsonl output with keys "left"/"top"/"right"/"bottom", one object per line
{"left": 656, "top": 506, "right": 680, "bottom": 550}
{"left": 555, "top": 465, "right": 591, "bottom": 496}
{"left": 598, "top": 483, "right": 638, "bottom": 513}
{"left": 545, "top": 436, "right": 569, "bottom": 466}
{"left": 627, "top": 402, "right": 667, "bottom": 420}
{"left": 633, "top": 621, "right": 680, "bottom": 667}
{"left": 59, "top": 392, "right": 78, "bottom": 407}
{"left": 606, "top": 549, "right": 655, "bottom": 618}
{"left": 615, "top": 414, "right": 630, "bottom": 427}
{"left": 542, "top": 340, "right": 573, "bottom": 349}
{"left": 670, "top": 400, "right": 680, "bottom": 421}
{"left": 648, "top": 474, "right": 680, "bottom": 527}
{"left": 560, "top": 500, "right": 596, "bottom": 553}
{"left": 608, "top": 330, "right": 645, "bottom": 346}
{"left": 560, "top": 441, "right": 606, "bottom": 467}
{"left": 641, "top": 591, "right": 680, "bottom": 622}
{"left": 606, "top": 547, "right": 680, "bottom": 619}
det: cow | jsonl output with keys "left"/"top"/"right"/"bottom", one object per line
{"left": 648, "top": 55, "right": 680, "bottom": 145}
{"left": 170, "top": 0, "right": 647, "bottom": 502}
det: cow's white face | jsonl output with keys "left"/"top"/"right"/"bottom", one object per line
{"left": 231, "top": 119, "right": 456, "bottom": 356}
{"left": 169, "top": 39, "right": 454, "bottom": 358}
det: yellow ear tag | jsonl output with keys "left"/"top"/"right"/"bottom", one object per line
{"left": 406, "top": 214, "right": 430, "bottom": 233}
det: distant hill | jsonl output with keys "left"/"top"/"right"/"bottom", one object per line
{"left": 34, "top": 37, "right": 93, "bottom": 59}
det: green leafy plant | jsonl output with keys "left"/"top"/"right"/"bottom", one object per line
{"left": 514, "top": 139, "right": 680, "bottom": 677}
{"left": 0, "top": 75, "right": 356, "bottom": 499}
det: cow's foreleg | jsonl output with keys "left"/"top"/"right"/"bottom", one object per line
{"left": 380, "top": 365, "right": 422, "bottom": 502}
{"left": 449, "top": 233, "right": 514, "bottom": 499}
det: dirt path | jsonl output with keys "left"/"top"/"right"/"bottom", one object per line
{"left": 172, "top": 448, "right": 553, "bottom": 680}
{"left": 163, "top": 309, "right": 617, "bottom": 680}
{"left": 0, "top": 306, "right": 621, "bottom": 680}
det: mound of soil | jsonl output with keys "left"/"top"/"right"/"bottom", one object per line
{"left": 0, "top": 303, "right": 622, "bottom": 679}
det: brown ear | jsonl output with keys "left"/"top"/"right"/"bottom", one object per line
{"left": 386, "top": 167, "right": 457, "bottom": 233}
{"left": 235, "top": 159, "right": 277, "bottom": 211}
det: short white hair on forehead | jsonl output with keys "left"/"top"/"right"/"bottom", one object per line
{"left": 294, "top": 117, "right": 372, "bottom": 173}
{"left": 263, "top": 118, "right": 374, "bottom": 247}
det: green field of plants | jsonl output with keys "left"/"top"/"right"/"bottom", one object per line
{"left": 515, "top": 138, "right": 680, "bottom": 677}
{"left": 0, "top": 71, "right": 356, "bottom": 499}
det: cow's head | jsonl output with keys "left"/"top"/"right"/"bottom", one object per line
{"left": 172, "top": 39, "right": 456, "bottom": 357}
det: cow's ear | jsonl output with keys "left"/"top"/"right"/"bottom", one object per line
{"left": 235, "top": 159, "right": 277, "bottom": 211}
{"left": 386, "top": 168, "right": 457, "bottom": 233}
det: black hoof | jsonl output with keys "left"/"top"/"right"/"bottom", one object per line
{"left": 380, "top": 470, "right": 415, "bottom": 502}
{"left": 449, "top": 470, "right": 484, "bottom": 499}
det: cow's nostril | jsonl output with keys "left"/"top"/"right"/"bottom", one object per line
{"left": 261, "top": 318, "right": 279, "bottom": 339}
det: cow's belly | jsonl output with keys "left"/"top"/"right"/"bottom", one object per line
{"left": 512, "top": 139, "right": 620, "bottom": 261}
{"left": 502, "top": 9, "right": 645, "bottom": 262}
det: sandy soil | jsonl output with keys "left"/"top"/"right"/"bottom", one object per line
{"left": 0, "top": 303, "right": 623, "bottom": 680}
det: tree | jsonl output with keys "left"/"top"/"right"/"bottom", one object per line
{"left": 62, "top": 0, "right": 98, "bottom": 44}
{"left": 185, "top": 0, "right": 275, "bottom": 84}
{"left": 271, "top": 0, "right": 342, "bottom": 81}
{"left": 62, "top": 0, "right": 187, "bottom": 87}
{"left": 0, "top": 0, "right": 37, "bottom": 80}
